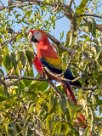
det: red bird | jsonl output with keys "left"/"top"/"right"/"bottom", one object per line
{"left": 28, "top": 29, "right": 82, "bottom": 104}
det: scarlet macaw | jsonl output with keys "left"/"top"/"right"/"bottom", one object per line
{"left": 28, "top": 30, "right": 81, "bottom": 103}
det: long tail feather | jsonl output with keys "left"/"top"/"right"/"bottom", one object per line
{"left": 62, "top": 80, "right": 77, "bottom": 104}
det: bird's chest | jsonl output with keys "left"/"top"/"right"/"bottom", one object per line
{"left": 37, "top": 46, "right": 54, "bottom": 58}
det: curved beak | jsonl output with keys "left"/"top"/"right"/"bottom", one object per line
{"left": 28, "top": 32, "right": 32, "bottom": 41}
{"left": 28, "top": 32, "right": 38, "bottom": 43}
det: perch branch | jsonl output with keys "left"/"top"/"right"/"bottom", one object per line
{"left": 4, "top": 75, "right": 47, "bottom": 82}
{"left": 4, "top": 73, "right": 97, "bottom": 92}
{"left": 4, "top": 74, "right": 66, "bottom": 98}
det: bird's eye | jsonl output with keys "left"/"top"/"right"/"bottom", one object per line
{"left": 36, "top": 31, "right": 39, "bottom": 35}
{"left": 34, "top": 31, "right": 41, "bottom": 41}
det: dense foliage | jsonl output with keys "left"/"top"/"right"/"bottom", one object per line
{"left": 0, "top": 0, "right": 102, "bottom": 135}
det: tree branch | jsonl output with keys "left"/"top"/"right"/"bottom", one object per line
{"left": 75, "top": 14, "right": 102, "bottom": 19}
{"left": 68, "top": 0, "right": 74, "bottom": 7}
{"left": 82, "top": 86, "right": 97, "bottom": 91}
{"left": 4, "top": 75, "right": 47, "bottom": 82}
{"left": 4, "top": 72, "right": 97, "bottom": 92}
{"left": 0, "top": 33, "right": 19, "bottom": 48}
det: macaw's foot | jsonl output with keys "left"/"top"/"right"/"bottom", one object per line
{"left": 39, "top": 73, "right": 47, "bottom": 79}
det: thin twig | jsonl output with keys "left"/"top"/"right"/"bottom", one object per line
{"left": 68, "top": 0, "right": 74, "bottom": 8}
{"left": 4, "top": 75, "right": 47, "bottom": 81}
{"left": 82, "top": 86, "right": 97, "bottom": 91}
{"left": 75, "top": 14, "right": 102, "bottom": 19}
{"left": 1, "top": 33, "right": 19, "bottom": 48}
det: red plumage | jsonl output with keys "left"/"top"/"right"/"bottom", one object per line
{"left": 33, "top": 56, "right": 43, "bottom": 75}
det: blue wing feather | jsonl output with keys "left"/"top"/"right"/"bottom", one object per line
{"left": 40, "top": 58, "right": 81, "bottom": 87}
{"left": 64, "top": 68, "right": 81, "bottom": 87}
{"left": 40, "top": 58, "right": 62, "bottom": 74}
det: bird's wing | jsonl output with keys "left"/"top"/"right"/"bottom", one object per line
{"left": 40, "top": 57, "right": 63, "bottom": 74}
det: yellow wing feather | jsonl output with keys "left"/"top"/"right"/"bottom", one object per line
{"left": 46, "top": 57, "right": 62, "bottom": 69}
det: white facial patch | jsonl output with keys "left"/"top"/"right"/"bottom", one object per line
{"left": 28, "top": 32, "right": 32, "bottom": 41}
{"left": 34, "top": 31, "right": 42, "bottom": 41}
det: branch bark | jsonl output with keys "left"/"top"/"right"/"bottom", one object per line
{"left": 4, "top": 75, "right": 47, "bottom": 82}
{"left": 4, "top": 74, "right": 97, "bottom": 92}
{"left": 75, "top": 14, "right": 102, "bottom": 19}
{"left": 1, "top": 33, "right": 18, "bottom": 48}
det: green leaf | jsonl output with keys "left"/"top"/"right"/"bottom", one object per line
{"left": 60, "top": 31, "right": 64, "bottom": 40}
{"left": 46, "top": 114, "right": 54, "bottom": 134}
{"left": 11, "top": 53, "right": 17, "bottom": 69}
{"left": 3, "top": 54, "right": 11, "bottom": 71}
{"left": 76, "top": 0, "right": 88, "bottom": 14}
{"left": 84, "top": 127, "right": 91, "bottom": 136}
{"left": 48, "top": 92, "right": 57, "bottom": 113}
{"left": 60, "top": 98, "right": 67, "bottom": 114}
{"left": 26, "top": 10, "right": 32, "bottom": 17}
{"left": 53, "top": 122, "right": 61, "bottom": 134}
{"left": 29, "top": 80, "right": 48, "bottom": 91}
{"left": 67, "top": 101, "right": 77, "bottom": 119}
{"left": 25, "top": 50, "right": 34, "bottom": 66}
{"left": 0, "top": 96, "right": 7, "bottom": 102}
{"left": 88, "top": 19, "right": 96, "bottom": 37}
{"left": 0, "top": 55, "right": 2, "bottom": 65}
{"left": 19, "top": 51, "right": 26, "bottom": 68}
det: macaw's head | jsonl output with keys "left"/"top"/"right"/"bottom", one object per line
{"left": 28, "top": 30, "right": 48, "bottom": 43}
